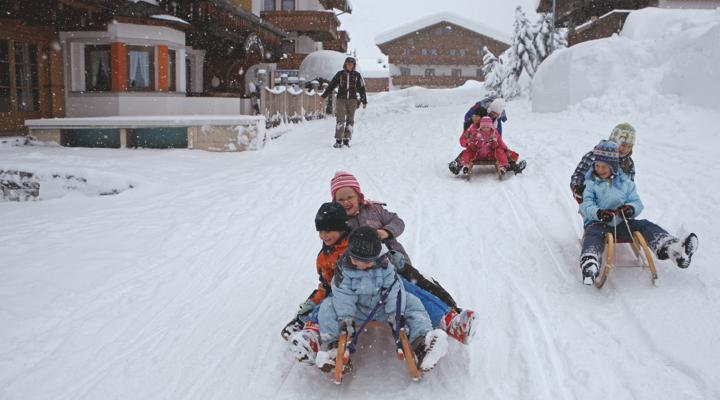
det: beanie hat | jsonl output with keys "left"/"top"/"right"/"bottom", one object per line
{"left": 487, "top": 98, "right": 506, "bottom": 115}
{"left": 330, "top": 171, "right": 364, "bottom": 203}
{"left": 315, "top": 202, "right": 350, "bottom": 232}
{"left": 609, "top": 123, "right": 636, "bottom": 146}
{"left": 348, "top": 226, "right": 382, "bottom": 262}
{"left": 344, "top": 57, "right": 356, "bottom": 65}
{"left": 479, "top": 116, "right": 494, "bottom": 130}
{"left": 593, "top": 140, "right": 620, "bottom": 173}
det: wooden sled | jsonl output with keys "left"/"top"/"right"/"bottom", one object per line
{"left": 333, "top": 323, "right": 421, "bottom": 384}
{"left": 463, "top": 159, "right": 503, "bottom": 180}
{"left": 594, "top": 231, "right": 659, "bottom": 288}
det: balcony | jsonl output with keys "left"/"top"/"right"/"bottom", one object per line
{"left": 276, "top": 53, "right": 308, "bottom": 70}
{"left": 323, "top": 30, "right": 350, "bottom": 53}
{"left": 391, "top": 75, "right": 477, "bottom": 88}
{"left": 261, "top": 10, "right": 339, "bottom": 41}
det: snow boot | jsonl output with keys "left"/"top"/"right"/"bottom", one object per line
{"left": 511, "top": 159, "right": 527, "bottom": 175}
{"left": 281, "top": 317, "right": 304, "bottom": 340}
{"left": 333, "top": 140, "right": 343, "bottom": 148}
{"left": 439, "top": 309, "right": 476, "bottom": 345}
{"left": 665, "top": 233, "right": 699, "bottom": 269}
{"left": 498, "top": 165, "right": 508, "bottom": 178}
{"left": 412, "top": 329, "right": 448, "bottom": 372}
{"left": 288, "top": 328, "right": 319, "bottom": 365}
{"left": 580, "top": 255, "right": 599, "bottom": 285}
{"left": 448, "top": 160, "right": 461, "bottom": 175}
{"left": 342, "top": 139, "right": 350, "bottom": 147}
{"left": 316, "top": 342, "right": 352, "bottom": 373}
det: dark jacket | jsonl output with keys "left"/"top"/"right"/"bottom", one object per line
{"left": 322, "top": 69, "right": 367, "bottom": 104}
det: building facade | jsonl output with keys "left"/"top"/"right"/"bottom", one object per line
{"left": 375, "top": 13, "right": 510, "bottom": 89}
{"left": 536, "top": 0, "right": 720, "bottom": 45}
{"left": 0, "top": 0, "right": 290, "bottom": 135}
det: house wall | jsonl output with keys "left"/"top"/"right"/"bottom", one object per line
{"left": 658, "top": 0, "right": 720, "bottom": 7}
{"left": 65, "top": 95, "right": 252, "bottom": 118}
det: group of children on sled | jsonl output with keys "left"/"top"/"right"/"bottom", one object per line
{"left": 281, "top": 172, "right": 476, "bottom": 374}
{"left": 279, "top": 99, "right": 700, "bottom": 378}
{"left": 570, "top": 123, "right": 698, "bottom": 285}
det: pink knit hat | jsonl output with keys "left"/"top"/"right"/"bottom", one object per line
{"left": 479, "top": 116, "right": 494, "bottom": 130}
{"left": 331, "top": 171, "right": 365, "bottom": 203}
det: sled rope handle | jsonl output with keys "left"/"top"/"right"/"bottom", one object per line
{"left": 347, "top": 277, "right": 398, "bottom": 354}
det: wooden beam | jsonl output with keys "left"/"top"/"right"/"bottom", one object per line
{"left": 110, "top": 42, "right": 127, "bottom": 91}
{"left": 157, "top": 45, "right": 169, "bottom": 92}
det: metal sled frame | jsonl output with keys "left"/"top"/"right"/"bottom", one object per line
{"left": 332, "top": 323, "right": 421, "bottom": 384}
{"left": 594, "top": 231, "right": 659, "bottom": 288}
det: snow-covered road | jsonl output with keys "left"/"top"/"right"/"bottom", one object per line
{"left": 2, "top": 86, "right": 719, "bottom": 399}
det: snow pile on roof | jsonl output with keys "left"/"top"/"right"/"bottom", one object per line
{"left": 298, "top": 50, "right": 360, "bottom": 81}
{"left": 129, "top": 0, "right": 159, "bottom": 5}
{"left": 357, "top": 57, "right": 389, "bottom": 79}
{"left": 151, "top": 15, "right": 190, "bottom": 24}
{"left": 532, "top": 8, "right": 720, "bottom": 113}
{"left": 375, "top": 12, "right": 511, "bottom": 45}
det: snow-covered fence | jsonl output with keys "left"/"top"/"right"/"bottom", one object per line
{"left": 260, "top": 86, "right": 329, "bottom": 128}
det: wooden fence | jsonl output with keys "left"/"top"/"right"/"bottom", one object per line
{"left": 260, "top": 86, "right": 332, "bottom": 129}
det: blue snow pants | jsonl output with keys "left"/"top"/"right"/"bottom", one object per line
{"left": 317, "top": 290, "right": 432, "bottom": 345}
{"left": 301, "top": 277, "right": 450, "bottom": 329}
{"left": 581, "top": 219, "right": 674, "bottom": 261}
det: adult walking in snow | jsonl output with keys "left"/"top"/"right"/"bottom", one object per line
{"left": 330, "top": 171, "right": 460, "bottom": 310}
{"left": 321, "top": 57, "right": 367, "bottom": 148}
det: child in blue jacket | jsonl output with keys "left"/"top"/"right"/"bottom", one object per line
{"left": 316, "top": 226, "right": 448, "bottom": 372}
{"left": 579, "top": 140, "right": 698, "bottom": 285}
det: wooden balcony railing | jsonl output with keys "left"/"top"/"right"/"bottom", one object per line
{"left": 323, "top": 30, "right": 349, "bottom": 53}
{"left": 391, "top": 75, "right": 478, "bottom": 88}
{"left": 260, "top": 10, "right": 339, "bottom": 41}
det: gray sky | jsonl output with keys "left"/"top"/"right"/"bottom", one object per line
{"left": 338, "top": 0, "right": 540, "bottom": 60}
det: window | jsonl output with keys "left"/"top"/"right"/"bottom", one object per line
{"left": 281, "top": 40, "right": 295, "bottom": 54}
{"left": 281, "top": 0, "right": 294, "bottom": 10}
{"left": 430, "top": 48, "right": 438, "bottom": 56}
{"left": 460, "top": 48, "right": 466, "bottom": 57}
{"left": 449, "top": 49, "right": 456, "bottom": 56}
{"left": 451, "top": 69, "right": 462, "bottom": 77}
{"left": 406, "top": 38, "right": 414, "bottom": 45}
{"left": 127, "top": 46, "right": 154, "bottom": 91}
{"left": 14, "top": 42, "right": 39, "bottom": 112}
{"left": 84, "top": 45, "right": 111, "bottom": 92}
{"left": 402, "top": 48, "right": 410, "bottom": 56}
{"left": 168, "top": 49, "right": 176, "bottom": 91}
{"left": 421, "top": 48, "right": 428, "bottom": 56}
{"left": 424, "top": 68, "right": 435, "bottom": 77}
{"left": 263, "top": 0, "right": 276, "bottom": 10}
{"left": 0, "top": 40, "right": 10, "bottom": 112}
{"left": 400, "top": 67, "right": 410, "bottom": 76}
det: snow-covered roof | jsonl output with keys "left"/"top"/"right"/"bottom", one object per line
{"left": 151, "top": 14, "right": 190, "bottom": 25}
{"left": 129, "top": 0, "right": 159, "bottom": 5}
{"left": 374, "top": 12, "right": 511, "bottom": 45}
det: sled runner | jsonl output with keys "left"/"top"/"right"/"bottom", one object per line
{"left": 332, "top": 322, "right": 421, "bottom": 384}
{"left": 594, "top": 230, "right": 658, "bottom": 288}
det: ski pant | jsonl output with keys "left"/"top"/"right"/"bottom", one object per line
{"left": 334, "top": 98, "right": 358, "bottom": 141}
{"left": 460, "top": 145, "right": 510, "bottom": 167}
{"left": 581, "top": 219, "right": 676, "bottom": 263}
{"left": 318, "top": 290, "right": 432, "bottom": 345}
{"left": 304, "top": 277, "right": 451, "bottom": 329}
{"left": 453, "top": 149, "right": 518, "bottom": 168}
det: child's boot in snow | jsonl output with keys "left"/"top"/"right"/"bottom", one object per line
{"left": 342, "top": 139, "right": 350, "bottom": 147}
{"left": 316, "top": 342, "right": 352, "bottom": 373}
{"left": 581, "top": 255, "right": 599, "bottom": 285}
{"left": 333, "top": 139, "right": 343, "bottom": 148}
{"left": 281, "top": 317, "right": 304, "bottom": 340}
{"left": 412, "top": 329, "right": 448, "bottom": 372}
{"left": 440, "top": 309, "right": 476, "bottom": 345}
{"left": 448, "top": 160, "right": 461, "bottom": 175}
{"left": 288, "top": 328, "right": 319, "bottom": 365}
{"left": 664, "top": 233, "right": 699, "bottom": 269}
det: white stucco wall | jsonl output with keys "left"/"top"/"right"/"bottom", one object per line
{"left": 295, "top": 35, "right": 318, "bottom": 53}
{"left": 65, "top": 95, "right": 252, "bottom": 117}
{"left": 658, "top": 0, "right": 720, "bottom": 8}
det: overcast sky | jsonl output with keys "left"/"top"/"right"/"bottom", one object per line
{"left": 338, "top": 0, "right": 540, "bottom": 60}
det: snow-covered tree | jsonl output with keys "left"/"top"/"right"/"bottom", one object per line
{"left": 483, "top": 6, "right": 567, "bottom": 99}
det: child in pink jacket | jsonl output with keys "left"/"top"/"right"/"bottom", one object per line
{"left": 459, "top": 116, "right": 515, "bottom": 175}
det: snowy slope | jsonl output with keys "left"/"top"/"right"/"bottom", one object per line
{"left": 2, "top": 85, "right": 720, "bottom": 399}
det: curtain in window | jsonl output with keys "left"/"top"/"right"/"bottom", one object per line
{"left": 14, "top": 43, "right": 38, "bottom": 112}
{"left": 88, "top": 48, "right": 110, "bottom": 91}
{"left": 129, "top": 50, "right": 151, "bottom": 88}
{"left": 0, "top": 40, "right": 10, "bottom": 112}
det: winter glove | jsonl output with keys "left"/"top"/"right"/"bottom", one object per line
{"left": 297, "top": 299, "right": 316, "bottom": 317}
{"left": 339, "top": 318, "right": 356, "bottom": 338}
{"left": 597, "top": 209, "right": 615, "bottom": 223}
{"left": 616, "top": 205, "right": 635, "bottom": 218}
{"left": 572, "top": 185, "right": 584, "bottom": 204}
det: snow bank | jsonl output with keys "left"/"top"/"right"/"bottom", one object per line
{"left": 371, "top": 80, "right": 486, "bottom": 110}
{"left": 298, "top": 50, "right": 360, "bottom": 82}
{"left": 532, "top": 8, "right": 720, "bottom": 113}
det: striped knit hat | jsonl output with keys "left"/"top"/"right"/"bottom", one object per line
{"left": 593, "top": 140, "right": 620, "bottom": 173}
{"left": 479, "top": 116, "right": 494, "bottom": 130}
{"left": 330, "top": 171, "right": 365, "bottom": 203}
